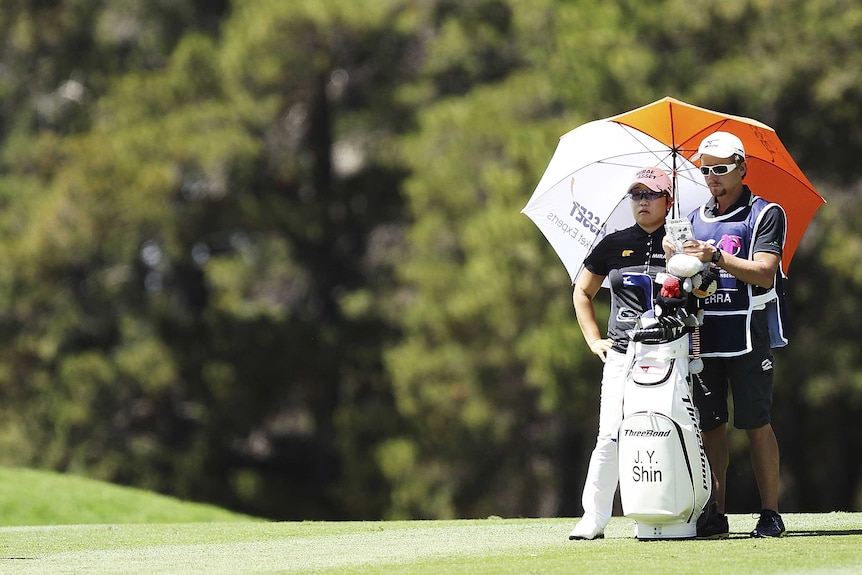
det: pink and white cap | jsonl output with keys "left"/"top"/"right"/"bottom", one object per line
{"left": 628, "top": 166, "right": 673, "bottom": 195}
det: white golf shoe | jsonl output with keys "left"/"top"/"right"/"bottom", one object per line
{"left": 568, "top": 515, "right": 606, "bottom": 540}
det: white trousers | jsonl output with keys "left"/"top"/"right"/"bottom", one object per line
{"left": 580, "top": 348, "right": 629, "bottom": 524}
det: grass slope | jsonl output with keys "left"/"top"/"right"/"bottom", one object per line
{"left": 0, "top": 467, "right": 257, "bottom": 525}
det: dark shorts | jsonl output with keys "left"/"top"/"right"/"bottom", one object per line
{"left": 693, "top": 312, "right": 775, "bottom": 432}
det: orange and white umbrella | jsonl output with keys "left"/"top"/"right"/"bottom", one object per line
{"left": 523, "top": 97, "right": 825, "bottom": 283}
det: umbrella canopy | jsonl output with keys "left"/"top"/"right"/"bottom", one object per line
{"left": 611, "top": 97, "right": 825, "bottom": 272}
{"left": 522, "top": 118, "right": 711, "bottom": 284}
{"left": 523, "top": 97, "right": 825, "bottom": 283}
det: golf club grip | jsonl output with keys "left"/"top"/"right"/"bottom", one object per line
{"left": 628, "top": 326, "right": 669, "bottom": 342}
{"left": 691, "top": 325, "right": 701, "bottom": 358}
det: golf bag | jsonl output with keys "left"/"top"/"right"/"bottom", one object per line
{"left": 616, "top": 271, "right": 712, "bottom": 540}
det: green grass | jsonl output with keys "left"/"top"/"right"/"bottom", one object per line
{"left": 0, "top": 468, "right": 860, "bottom": 574}
{"left": 0, "top": 467, "right": 257, "bottom": 525}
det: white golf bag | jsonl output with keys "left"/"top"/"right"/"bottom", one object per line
{"left": 616, "top": 271, "right": 712, "bottom": 540}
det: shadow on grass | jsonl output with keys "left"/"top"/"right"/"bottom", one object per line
{"left": 785, "top": 529, "right": 862, "bottom": 537}
{"left": 723, "top": 529, "right": 862, "bottom": 538}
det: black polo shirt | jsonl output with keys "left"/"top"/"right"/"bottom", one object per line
{"left": 583, "top": 224, "right": 667, "bottom": 352}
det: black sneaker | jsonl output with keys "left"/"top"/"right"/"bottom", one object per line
{"left": 750, "top": 509, "right": 785, "bottom": 538}
{"left": 696, "top": 501, "right": 730, "bottom": 539}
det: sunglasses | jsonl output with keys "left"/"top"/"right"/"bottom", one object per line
{"left": 699, "top": 163, "right": 738, "bottom": 176}
{"left": 628, "top": 190, "right": 669, "bottom": 201}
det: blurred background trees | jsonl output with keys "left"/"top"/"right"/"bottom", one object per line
{"left": 0, "top": 0, "right": 859, "bottom": 520}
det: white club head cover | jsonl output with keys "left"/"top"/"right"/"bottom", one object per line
{"left": 667, "top": 253, "right": 704, "bottom": 278}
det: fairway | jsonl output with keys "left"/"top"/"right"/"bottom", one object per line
{"left": 1, "top": 513, "right": 860, "bottom": 575}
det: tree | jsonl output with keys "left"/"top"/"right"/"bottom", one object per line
{"left": 384, "top": 0, "right": 611, "bottom": 518}
{"left": 385, "top": 0, "right": 862, "bottom": 518}
{"left": 0, "top": 0, "right": 860, "bottom": 522}
{"left": 0, "top": 0, "right": 418, "bottom": 519}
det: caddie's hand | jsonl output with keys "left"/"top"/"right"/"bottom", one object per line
{"left": 588, "top": 338, "right": 613, "bottom": 363}
{"left": 681, "top": 239, "right": 715, "bottom": 264}
{"left": 661, "top": 236, "right": 676, "bottom": 257}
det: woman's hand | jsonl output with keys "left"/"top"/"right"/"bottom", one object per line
{"left": 588, "top": 337, "right": 613, "bottom": 363}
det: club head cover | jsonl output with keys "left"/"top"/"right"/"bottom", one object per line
{"left": 692, "top": 267, "right": 719, "bottom": 298}
{"left": 667, "top": 253, "right": 704, "bottom": 278}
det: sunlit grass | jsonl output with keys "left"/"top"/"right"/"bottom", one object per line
{"left": 0, "top": 467, "right": 859, "bottom": 574}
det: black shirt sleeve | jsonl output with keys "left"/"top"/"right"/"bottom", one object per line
{"left": 753, "top": 204, "right": 785, "bottom": 256}
{"left": 583, "top": 238, "right": 611, "bottom": 277}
